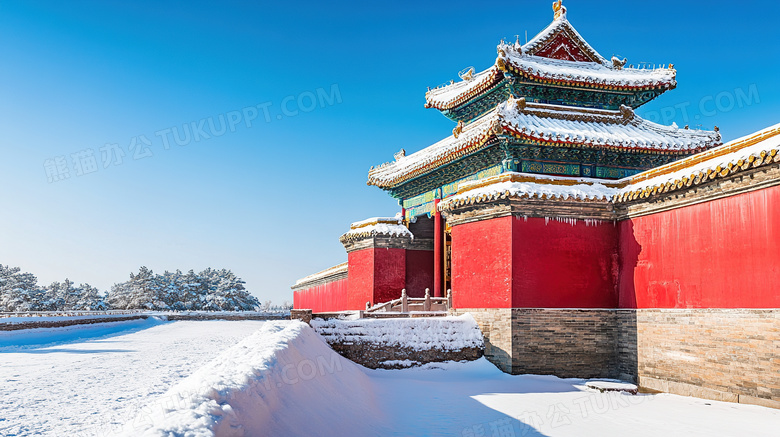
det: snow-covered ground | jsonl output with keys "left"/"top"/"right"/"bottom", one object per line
{"left": 0, "top": 318, "right": 267, "bottom": 436}
{"left": 2, "top": 319, "right": 779, "bottom": 436}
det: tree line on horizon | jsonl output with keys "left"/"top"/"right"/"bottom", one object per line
{"left": 0, "top": 264, "right": 280, "bottom": 312}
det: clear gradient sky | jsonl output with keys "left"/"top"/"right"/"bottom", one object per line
{"left": 1, "top": 0, "right": 778, "bottom": 304}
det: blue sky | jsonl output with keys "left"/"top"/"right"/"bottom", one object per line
{"left": 1, "top": 0, "right": 777, "bottom": 304}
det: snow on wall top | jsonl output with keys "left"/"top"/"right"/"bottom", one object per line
{"left": 310, "top": 314, "right": 484, "bottom": 352}
{"left": 293, "top": 262, "right": 347, "bottom": 287}
{"left": 368, "top": 99, "right": 720, "bottom": 189}
{"left": 339, "top": 216, "right": 413, "bottom": 242}
{"left": 616, "top": 122, "right": 780, "bottom": 202}
{"left": 350, "top": 216, "right": 401, "bottom": 228}
{"left": 438, "top": 172, "right": 621, "bottom": 211}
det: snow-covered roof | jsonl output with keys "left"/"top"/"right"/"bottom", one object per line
{"left": 339, "top": 217, "right": 413, "bottom": 242}
{"left": 616, "top": 123, "right": 780, "bottom": 202}
{"left": 425, "top": 66, "right": 503, "bottom": 111}
{"left": 438, "top": 172, "right": 621, "bottom": 212}
{"left": 293, "top": 262, "right": 347, "bottom": 287}
{"left": 425, "top": 9, "right": 676, "bottom": 111}
{"left": 431, "top": 123, "right": 780, "bottom": 208}
{"left": 368, "top": 99, "right": 721, "bottom": 189}
{"left": 523, "top": 5, "right": 606, "bottom": 64}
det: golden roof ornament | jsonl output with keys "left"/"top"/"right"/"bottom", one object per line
{"left": 491, "top": 119, "right": 504, "bottom": 135}
{"left": 496, "top": 46, "right": 507, "bottom": 72}
{"left": 507, "top": 95, "right": 527, "bottom": 111}
{"left": 452, "top": 120, "right": 464, "bottom": 138}
{"left": 552, "top": 0, "right": 566, "bottom": 20}
{"left": 619, "top": 104, "right": 635, "bottom": 123}
{"left": 458, "top": 67, "right": 475, "bottom": 81}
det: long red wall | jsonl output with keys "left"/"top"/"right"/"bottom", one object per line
{"left": 619, "top": 185, "right": 780, "bottom": 309}
{"left": 297, "top": 182, "right": 779, "bottom": 312}
{"left": 293, "top": 278, "right": 348, "bottom": 313}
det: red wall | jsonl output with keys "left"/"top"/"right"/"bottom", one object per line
{"left": 373, "top": 248, "right": 407, "bottom": 303}
{"left": 451, "top": 216, "right": 618, "bottom": 309}
{"left": 347, "top": 247, "right": 406, "bottom": 310}
{"left": 512, "top": 217, "right": 619, "bottom": 308}
{"left": 451, "top": 216, "right": 513, "bottom": 308}
{"left": 293, "top": 278, "right": 348, "bottom": 313}
{"left": 619, "top": 185, "right": 780, "bottom": 309}
{"left": 347, "top": 249, "right": 374, "bottom": 310}
{"left": 405, "top": 250, "right": 434, "bottom": 298}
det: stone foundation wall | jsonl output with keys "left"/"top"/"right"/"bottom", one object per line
{"left": 453, "top": 308, "right": 619, "bottom": 378}
{"left": 310, "top": 316, "right": 484, "bottom": 370}
{"left": 324, "top": 342, "right": 482, "bottom": 369}
{"left": 511, "top": 309, "right": 619, "bottom": 379}
{"left": 626, "top": 309, "right": 780, "bottom": 409}
{"left": 450, "top": 308, "right": 513, "bottom": 372}
{"left": 455, "top": 307, "right": 780, "bottom": 409}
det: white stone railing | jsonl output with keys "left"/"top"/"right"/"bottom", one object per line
{"left": 366, "top": 288, "right": 452, "bottom": 313}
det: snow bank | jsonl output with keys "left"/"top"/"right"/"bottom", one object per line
{"left": 122, "top": 321, "right": 378, "bottom": 437}
{"left": 0, "top": 317, "right": 166, "bottom": 349}
{"left": 311, "top": 314, "right": 484, "bottom": 351}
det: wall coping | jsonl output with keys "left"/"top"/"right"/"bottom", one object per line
{"left": 441, "top": 162, "right": 780, "bottom": 225}
{"left": 341, "top": 234, "right": 432, "bottom": 253}
{"left": 291, "top": 263, "right": 348, "bottom": 291}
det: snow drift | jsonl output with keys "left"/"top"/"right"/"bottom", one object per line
{"left": 310, "top": 314, "right": 484, "bottom": 352}
{"left": 122, "top": 321, "right": 379, "bottom": 436}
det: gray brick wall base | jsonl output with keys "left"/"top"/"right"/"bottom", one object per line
{"left": 452, "top": 308, "right": 780, "bottom": 409}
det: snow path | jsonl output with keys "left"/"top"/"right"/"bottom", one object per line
{"left": 0, "top": 319, "right": 267, "bottom": 436}
{"left": 2, "top": 320, "right": 779, "bottom": 436}
{"left": 371, "top": 360, "right": 780, "bottom": 436}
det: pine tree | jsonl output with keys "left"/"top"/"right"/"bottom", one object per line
{"left": 0, "top": 264, "right": 45, "bottom": 311}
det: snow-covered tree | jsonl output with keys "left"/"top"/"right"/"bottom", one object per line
{"left": 0, "top": 264, "right": 45, "bottom": 311}
{"left": 106, "top": 266, "right": 165, "bottom": 310}
{"left": 75, "top": 283, "right": 109, "bottom": 310}
{"left": 105, "top": 267, "right": 259, "bottom": 311}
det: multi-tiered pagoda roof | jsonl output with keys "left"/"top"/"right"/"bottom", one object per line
{"left": 425, "top": 6, "right": 678, "bottom": 122}
{"left": 367, "top": 1, "right": 722, "bottom": 217}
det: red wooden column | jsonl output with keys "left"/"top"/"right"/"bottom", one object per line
{"left": 433, "top": 197, "right": 442, "bottom": 297}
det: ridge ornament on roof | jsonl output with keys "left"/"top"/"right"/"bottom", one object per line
{"left": 424, "top": 1, "right": 676, "bottom": 122}
{"left": 552, "top": 0, "right": 566, "bottom": 20}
